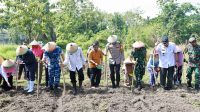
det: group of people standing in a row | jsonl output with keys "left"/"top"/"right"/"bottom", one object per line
{"left": 0, "top": 34, "right": 199, "bottom": 95}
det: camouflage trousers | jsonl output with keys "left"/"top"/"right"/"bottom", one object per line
{"left": 186, "top": 66, "right": 199, "bottom": 88}
{"left": 134, "top": 64, "right": 145, "bottom": 87}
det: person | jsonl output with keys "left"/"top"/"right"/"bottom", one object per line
{"left": 173, "top": 46, "right": 184, "bottom": 85}
{"left": 155, "top": 36, "right": 178, "bottom": 90}
{"left": 30, "top": 40, "right": 44, "bottom": 84}
{"left": 42, "top": 42, "right": 63, "bottom": 91}
{"left": 0, "top": 56, "right": 4, "bottom": 84}
{"left": 122, "top": 56, "right": 136, "bottom": 86}
{"left": 184, "top": 36, "right": 200, "bottom": 91}
{"left": 147, "top": 51, "right": 159, "bottom": 88}
{"left": 86, "top": 42, "right": 99, "bottom": 78}
{"left": 105, "top": 35, "right": 124, "bottom": 88}
{"left": 16, "top": 45, "right": 37, "bottom": 93}
{"left": 63, "top": 43, "right": 86, "bottom": 95}
{"left": 88, "top": 41, "right": 104, "bottom": 88}
{"left": 131, "top": 41, "right": 146, "bottom": 91}
{"left": 0, "top": 59, "right": 16, "bottom": 91}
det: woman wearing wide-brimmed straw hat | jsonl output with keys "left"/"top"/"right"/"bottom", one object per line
{"left": 105, "top": 35, "right": 125, "bottom": 88}
{"left": 131, "top": 41, "right": 146, "bottom": 91}
{"left": 29, "top": 40, "right": 44, "bottom": 85}
{"left": 63, "top": 43, "right": 86, "bottom": 95}
{"left": 122, "top": 56, "right": 136, "bottom": 86}
{"left": 43, "top": 42, "right": 63, "bottom": 92}
{"left": 0, "top": 59, "right": 16, "bottom": 91}
{"left": 16, "top": 45, "right": 37, "bottom": 93}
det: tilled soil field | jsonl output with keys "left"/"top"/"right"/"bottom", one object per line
{"left": 0, "top": 84, "right": 200, "bottom": 112}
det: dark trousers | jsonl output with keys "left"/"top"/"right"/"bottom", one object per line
{"left": 90, "top": 68, "right": 101, "bottom": 87}
{"left": 45, "top": 66, "right": 49, "bottom": 87}
{"left": 160, "top": 66, "right": 174, "bottom": 88}
{"left": 109, "top": 63, "right": 121, "bottom": 83}
{"left": 174, "top": 66, "right": 183, "bottom": 84}
{"left": 18, "top": 64, "right": 26, "bottom": 80}
{"left": 0, "top": 75, "right": 2, "bottom": 85}
{"left": 70, "top": 68, "right": 84, "bottom": 84}
{"left": 2, "top": 75, "right": 13, "bottom": 91}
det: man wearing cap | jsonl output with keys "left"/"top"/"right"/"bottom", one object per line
{"left": 156, "top": 36, "right": 178, "bottom": 90}
{"left": 184, "top": 36, "right": 200, "bottom": 91}
{"left": 43, "top": 42, "right": 63, "bottom": 91}
{"left": 105, "top": 35, "right": 124, "bottom": 88}
{"left": 63, "top": 43, "right": 86, "bottom": 95}
{"left": 16, "top": 45, "right": 37, "bottom": 93}
{"left": 131, "top": 41, "right": 146, "bottom": 91}
{"left": 88, "top": 41, "right": 104, "bottom": 88}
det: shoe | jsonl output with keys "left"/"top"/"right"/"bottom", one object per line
{"left": 164, "top": 86, "right": 172, "bottom": 90}
{"left": 116, "top": 82, "right": 120, "bottom": 88}
{"left": 112, "top": 81, "right": 116, "bottom": 88}
{"left": 72, "top": 83, "right": 77, "bottom": 95}
{"left": 24, "top": 81, "right": 30, "bottom": 91}
{"left": 137, "top": 85, "right": 142, "bottom": 91}
{"left": 27, "top": 81, "right": 34, "bottom": 93}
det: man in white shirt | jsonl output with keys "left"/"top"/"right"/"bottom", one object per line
{"left": 63, "top": 43, "right": 86, "bottom": 95}
{"left": 156, "top": 36, "right": 178, "bottom": 90}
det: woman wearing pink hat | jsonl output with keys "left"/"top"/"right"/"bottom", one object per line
{"left": 0, "top": 59, "right": 16, "bottom": 91}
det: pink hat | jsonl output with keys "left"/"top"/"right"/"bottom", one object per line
{"left": 3, "top": 66, "right": 16, "bottom": 73}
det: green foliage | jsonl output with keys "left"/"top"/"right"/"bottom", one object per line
{"left": 0, "top": 44, "right": 17, "bottom": 59}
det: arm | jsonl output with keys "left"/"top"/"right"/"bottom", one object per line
{"left": 80, "top": 48, "right": 86, "bottom": 65}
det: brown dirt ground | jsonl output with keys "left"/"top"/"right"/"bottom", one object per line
{"left": 0, "top": 83, "right": 200, "bottom": 112}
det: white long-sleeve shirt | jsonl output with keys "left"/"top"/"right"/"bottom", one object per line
{"left": 63, "top": 47, "right": 86, "bottom": 71}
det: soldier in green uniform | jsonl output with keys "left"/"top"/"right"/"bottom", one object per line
{"left": 131, "top": 41, "right": 146, "bottom": 91}
{"left": 184, "top": 36, "right": 200, "bottom": 91}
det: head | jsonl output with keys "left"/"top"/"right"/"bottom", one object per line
{"left": 92, "top": 41, "right": 99, "bottom": 51}
{"left": 189, "top": 37, "right": 197, "bottom": 47}
{"left": 162, "top": 36, "right": 169, "bottom": 47}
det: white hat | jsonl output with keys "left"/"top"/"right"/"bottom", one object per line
{"left": 2, "top": 59, "right": 15, "bottom": 68}
{"left": 29, "top": 40, "right": 40, "bottom": 46}
{"left": 132, "top": 41, "right": 145, "bottom": 48}
{"left": 107, "top": 35, "right": 118, "bottom": 43}
{"left": 43, "top": 42, "right": 57, "bottom": 52}
{"left": 16, "top": 45, "right": 28, "bottom": 56}
{"left": 66, "top": 43, "right": 78, "bottom": 53}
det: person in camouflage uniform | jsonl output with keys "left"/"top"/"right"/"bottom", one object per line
{"left": 131, "top": 41, "right": 146, "bottom": 91}
{"left": 184, "top": 36, "right": 200, "bottom": 90}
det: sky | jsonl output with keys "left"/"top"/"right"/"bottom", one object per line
{"left": 1, "top": 0, "right": 199, "bottom": 18}
{"left": 90, "top": 0, "right": 200, "bottom": 18}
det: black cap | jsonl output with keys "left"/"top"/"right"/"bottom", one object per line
{"left": 162, "top": 36, "right": 169, "bottom": 42}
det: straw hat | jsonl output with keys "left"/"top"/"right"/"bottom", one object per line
{"left": 66, "top": 43, "right": 78, "bottom": 53}
{"left": 0, "top": 56, "right": 4, "bottom": 65}
{"left": 124, "top": 57, "right": 134, "bottom": 64}
{"left": 16, "top": 45, "right": 28, "bottom": 56}
{"left": 43, "top": 42, "right": 57, "bottom": 52}
{"left": 176, "top": 46, "right": 182, "bottom": 52}
{"left": 29, "top": 40, "right": 40, "bottom": 46}
{"left": 2, "top": 59, "right": 15, "bottom": 68}
{"left": 132, "top": 41, "right": 145, "bottom": 48}
{"left": 107, "top": 35, "right": 118, "bottom": 43}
